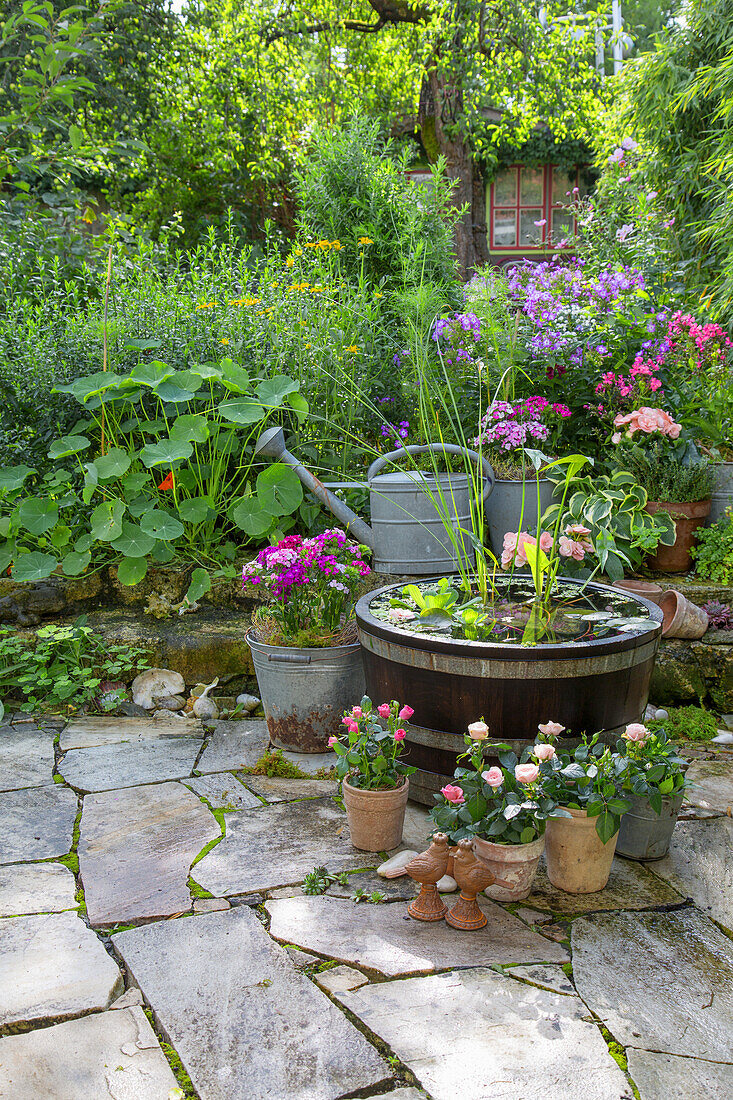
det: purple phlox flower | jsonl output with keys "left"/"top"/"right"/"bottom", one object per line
{"left": 616, "top": 224, "right": 634, "bottom": 242}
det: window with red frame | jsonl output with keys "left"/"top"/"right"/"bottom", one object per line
{"left": 489, "top": 165, "right": 591, "bottom": 250}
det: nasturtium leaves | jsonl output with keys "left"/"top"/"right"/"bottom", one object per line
{"left": 111, "top": 521, "right": 157, "bottom": 558}
{"left": 130, "top": 361, "right": 172, "bottom": 387}
{"left": 49, "top": 525, "right": 71, "bottom": 548}
{"left": 18, "top": 497, "right": 59, "bottom": 535}
{"left": 90, "top": 499, "right": 126, "bottom": 542}
{"left": 218, "top": 398, "right": 264, "bottom": 424}
{"left": 0, "top": 465, "right": 35, "bottom": 491}
{"left": 47, "top": 435, "right": 90, "bottom": 460}
{"left": 256, "top": 375, "right": 299, "bottom": 407}
{"left": 74, "top": 533, "right": 93, "bottom": 553}
{"left": 116, "top": 556, "right": 149, "bottom": 586}
{"left": 11, "top": 551, "right": 58, "bottom": 582}
{"left": 154, "top": 380, "right": 197, "bottom": 403}
{"left": 139, "top": 439, "right": 193, "bottom": 468}
{"left": 170, "top": 414, "right": 210, "bottom": 443}
{"left": 140, "top": 510, "right": 184, "bottom": 540}
{"left": 127, "top": 495, "right": 156, "bottom": 518}
{"left": 178, "top": 497, "right": 210, "bottom": 523}
{"left": 62, "top": 550, "right": 91, "bottom": 576}
{"left": 93, "top": 448, "right": 131, "bottom": 480}
{"left": 121, "top": 472, "right": 150, "bottom": 495}
{"left": 54, "top": 371, "right": 122, "bottom": 403}
{"left": 219, "top": 361, "right": 251, "bottom": 393}
{"left": 151, "top": 541, "right": 175, "bottom": 563}
{"left": 230, "top": 497, "right": 272, "bottom": 537}
{"left": 256, "top": 463, "right": 303, "bottom": 516}
{"left": 184, "top": 567, "right": 211, "bottom": 605}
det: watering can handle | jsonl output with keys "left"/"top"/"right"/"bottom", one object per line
{"left": 367, "top": 444, "right": 494, "bottom": 502}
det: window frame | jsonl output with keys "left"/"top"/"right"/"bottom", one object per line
{"left": 489, "top": 164, "right": 586, "bottom": 252}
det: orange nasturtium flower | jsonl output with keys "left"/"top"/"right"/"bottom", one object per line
{"left": 158, "top": 472, "right": 175, "bottom": 491}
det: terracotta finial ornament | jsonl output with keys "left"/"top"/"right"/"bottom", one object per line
{"left": 405, "top": 833, "right": 450, "bottom": 921}
{"left": 446, "top": 838, "right": 498, "bottom": 931}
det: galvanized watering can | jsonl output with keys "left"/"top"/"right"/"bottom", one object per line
{"left": 254, "top": 427, "right": 494, "bottom": 574}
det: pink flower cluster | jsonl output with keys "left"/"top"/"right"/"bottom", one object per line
{"left": 501, "top": 524, "right": 593, "bottom": 569}
{"left": 474, "top": 396, "right": 571, "bottom": 453}
{"left": 622, "top": 722, "right": 650, "bottom": 744}
{"left": 440, "top": 760, "right": 540, "bottom": 804}
{"left": 611, "top": 406, "right": 681, "bottom": 444}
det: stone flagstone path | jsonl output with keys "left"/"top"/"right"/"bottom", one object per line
{"left": 2, "top": 712, "right": 733, "bottom": 1098}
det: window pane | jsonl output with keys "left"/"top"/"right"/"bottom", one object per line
{"left": 552, "top": 168, "right": 575, "bottom": 205}
{"left": 493, "top": 169, "right": 517, "bottom": 206}
{"left": 519, "top": 209, "right": 544, "bottom": 247}
{"left": 520, "top": 167, "right": 544, "bottom": 205}
{"left": 493, "top": 209, "right": 517, "bottom": 247}
{"left": 551, "top": 210, "right": 574, "bottom": 243}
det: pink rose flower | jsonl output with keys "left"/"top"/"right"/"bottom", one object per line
{"left": 482, "top": 767, "right": 503, "bottom": 788}
{"left": 394, "top": 727, "right": 407, "bottom": 741}
{"left": 538, "top": 721, "right": 565, "bottom": 738}
{"left": 515, "top": 763, "right": 540, "bottom": 785}
{"left": 377, "top": 703, "right": 391, "bottom": 719}
{"left": 398, "top": 705, "right": 414, "bottom": 720}
{"left": 533, "top": 743, "right": 556, "bottom": 761}
{"left": 441, "top": 784, "right": 465, "bottom": 804}
{"left": 328, "top": 736, "right": 339, "bottom": 747}
{"left": 623, "top": 722, "right": 650, "bottom": 743}
{"left": 343, "top": 718, "right": 358, "bottom": 734}
{"left": 350, "top": 706, "right": 363, "bottom": 719}
{"left": 467, "top": 720, "right": 489, "bottom": 740}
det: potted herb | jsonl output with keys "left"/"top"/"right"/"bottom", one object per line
{"left": 614, "top": 414, "right": 714, "bottom": 573}
{"left": 614, "top": 723, "right": 688, "bottom": 860}
{"left": 330, "top": 696, "right": 416, "bottom": 851}
{"left": 538, "top": 725, "right": 630, "bottom": 893}
{"left": 429, "top": 721, "right": 567, "bottom": 901}
{"left": 243, "top": 528, "right": 371, "bottom": 752}
{"left": 474, "top": 396, "right": 570, "bottom": 554}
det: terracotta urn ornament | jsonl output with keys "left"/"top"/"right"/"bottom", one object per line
{"left": 403, "top": 833, "right": 450, "bottom": 921}
{"left": 445, "top": 839, "right": 513, "bottom": 931}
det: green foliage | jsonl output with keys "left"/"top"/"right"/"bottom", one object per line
{"left": 615, "top": 728, "right": 688, "bottom": 812}
{"left": 301, "top": 865, "right": 346, "bottom": 895}
{"left": 0, "top": 619, "right": 150, "bottom": 715}
{"left": 332, "top": 696, "right": 416, "bottom": 792}
{"left": 621, "top": 447, "right": 714, "bottom": 504}
{"left": 691, "top": 509, "right": 733, "bottom": 583}
{"left": 649, "top": 705, "right": 719, "bottom": 743}
{"left": 248, "top": 749, "right": 308, "bottom": 778}
{"left": 538, "top": 732, "right": 631, "bottom": 844}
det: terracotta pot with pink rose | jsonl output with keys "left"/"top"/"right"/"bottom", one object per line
{"left": 331, "top": 696, "right": 415, "bottom": 851}
{"left": 537, "top": 728, "right": 631, "bottom": 893}
{"left": 429, "top": 720, "right": 568, "bottom": 902}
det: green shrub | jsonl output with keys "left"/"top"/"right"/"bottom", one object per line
{"left": 649, "top": 705, "right": 719, "bottom": 742}
{"left": 691, "top": 510, "right": 733, "bottom": 583}
{"left": 621, "top": 447, "right": 714, "bottom": 504}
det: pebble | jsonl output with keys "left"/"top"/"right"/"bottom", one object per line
{"left": 654, "top": 708, "right": 669, "bottom": 721}
{"left": 437, "top": 874, "right": 458, "bottom": 893}
{"left": 377, "top": 849, "right": 418, "bottom": 878}
{"left": 713, "top": 732, "right": 733, "bottom": 745}
{"left": 236, "top": 694, "right": 261, "bottom": 714}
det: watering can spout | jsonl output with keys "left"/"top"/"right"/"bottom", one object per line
{"left": 253, "top": 429, "right": 374, "bottom": 548}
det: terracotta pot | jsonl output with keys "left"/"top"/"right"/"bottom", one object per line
{"left": 612, "top": 579, "right": 664, "bottom": 605}
{"left": 342, "top": 778, "right": 409, "bottom": 851}
{"left": 545, "top": 807, "right": 619, "bottom": 894}
{"left": 645, "top": 499, "right": 711, "bottom": 573}
{"left": 659, "top": 589, "right": 709, "bottom": 639}
{"left": 471, "top": 834, "right": 545, "bottom": 902}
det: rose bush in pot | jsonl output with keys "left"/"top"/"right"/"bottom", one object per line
{"left": 429, "top": 721, "right": 567, "bottom": 901}
{"left": 330, "top": 696, "right": 415, "bottom": 851}
{"left": 537, "top": 724, "right": 630, "bottom": 893}
{"left": 614, "top": 722, "right": 688, "bottom": 860}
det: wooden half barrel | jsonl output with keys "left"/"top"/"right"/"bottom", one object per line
{"left": 355, "top": 580, "right": 664, "bottom": 806}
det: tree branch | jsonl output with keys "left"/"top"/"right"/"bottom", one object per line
{"left": 262, "top": 0, "right": 428, "bottom": 44}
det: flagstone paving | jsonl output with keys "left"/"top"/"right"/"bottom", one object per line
{"left": 2, "top": 713, "right": 733, "bottom": 1099}
{"left": 683, "top": 758, "right": 733, "bottom": 814}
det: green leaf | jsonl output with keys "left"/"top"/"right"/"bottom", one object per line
{"left": 218, "top": 361, "right": 251, "bottom": 393}
{"left": 178, "top": 497, "right": 211, "bottom": 524}
{"left": 130, "top": 361, "right": 172, "bottom": 386}
{"left": 111, "top": 521, "right": 157, "bottom": 558}
{"left": 47, "top": 435, "right": 90, "bottom": 459}
{"left": 61, "top": 550, "right": 91, "bottom": 576}
{"left": 90, "top": 499, "right": 126, "bottom": 542}
{"left": 11, "top": 551, "right": 58, "bottom": 582}
{"left": 286, "top": 392, "right": 309, "bottom": 420}
{"left": 93, "top": 448, "right": 131, "bottom": 480}
{"left": 54, "top": 371, "right": 122, "bottom": 404}
{"left": 139, "top": 510, "right": 184, "bottom": 540}
{"left": 18, "top": 497, "right": 58, "bottom": 535}
{"left": 218, "top": 398, "right": 265, "bottom": 425}
{"left": 0, "top": 465, "right": 35, "bottom": 491}
{"left": 139, "top": 440, "right": 193, "bottom": 468}
{"left": 256, "top": 463, "right": 303, "bottom": 517}
{"left": 170, "top": 415, "right": 210, "bottom": 443}
{"left": 116, "top": 557, "right": 148, "bottom": 586}
{"left": 256, "top": 375, "right": 299, "bottom": 407}
{"left": 184, "top": 567, "right": 211, "bottom": 605}
{"left": 154, "top": 380, "right": 197, "bottom": 403}
{"left": 594, "top": 811, "right": 618, "bottom": 845}
{"left": 230, "top": 497, "right": 272, "bottom": 537}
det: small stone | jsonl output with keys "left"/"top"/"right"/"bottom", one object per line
{"left": 279, "top": 749, "right": 337, "bottom": 775}
{"left": 713, "top": 731, "right": 733, "bottom": 744}
{"left": 514, "top": 906, "right": 548, "bottom": 926}
{"left": 654, "top": 708, "right": 669, "bottom": 721}
{"left": 153, "top": 693, "right": 187, "bottom": 711}
{"left": 193, "top": 898, "right": 230, "bottom": 913}
{"left": 315, "top": 965, "right": 369, "bottom": 995}
{"left": 0, "top": 862, "right": 77, "bottom": 916}
{"left": 152, "top": 708, "right": 192, "bottom": 724}
{"left": 377, "top": 849, "right": 418, "bottom": 877}
{"left": 0, "top": 1006, "right": 178, "bottom": 1097}
{"left": 269, "top": 886, "right": 303, "bottom": 898}
{"left": 236, "top": 693, "right": 260, "bottom": 713}
{"left": 437, "top": 874, "right": 458, "bottom": 893}
{"left": 626, "top": 1049, "right": 733, "bottom": 1100}
{"left": 110, "top": 986, "right": 145, "bottom": 1009}
{"left": 0, "top": 911, "right": 123, "bottom": 1028}
{"left": 118, "top": 701, "right": 152, "bottom": 717}
{"left": 722, "top": 714, "right": 733, "bottom": 731}
{"left": 132, "top": 668, "right": 185, "bottom": 710}
{"left": 285, "top": 947, "right": 320, "bottom": 969}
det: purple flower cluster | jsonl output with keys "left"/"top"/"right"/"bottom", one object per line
{"left": 432, "top": 311, "right": 481, "bottom": 365}
{"left": 242, "top": 529, "right": 371, "bottom": 635}
{"left": 475, "top": 396, "right": 571, "bottom": 453}
{"left": 380, "top": 420, "right": 409, "bottom": 441}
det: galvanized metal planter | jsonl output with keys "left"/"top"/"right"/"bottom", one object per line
{"left": 247, "top": 633, "right": 365, "bottom": 753}
{"left": 709, "top": 461, "right": 733, "bottom": 525}
{"left": 355, "top": 578, "right": 663, "bottom": 804}
{"left": 485, "top": 477, "right": 554, "bottom": 557}
{"left": 616, "top": 792, "right": 684, "bottom": 861}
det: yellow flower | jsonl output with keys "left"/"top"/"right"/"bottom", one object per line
{"left": 196, "top": 301, "right": 216, "bottom": 310}
{"left": 220, "top": 338, "right": 229, "bottom": 345}
{"left": 228, "top": 298, "right": 244, "bottom": 306}
{"left": 305, "top": 342, "right": 312, "bottom": 349}
{"left": 358, "top": 236, "right": 373, "bottom": 245}
{"left": 374, "top": 291, "right": 383, "bottom": 299}
{"left": 331, "top": 240, "right": 342, "bottom": 250}
{"left": 294, "top": 247, "right": 303, "bottom": 256}
{"left": 244, "top": 296, "right": 261, "bottom": 306}
{"left": 317, "top": 239, "right": 331, "bottom": 250}
{"left": 286, "top": 256, "right": 295, "bottom": 268}
{"left": 345, "top": 345, "right": 359, "bottom": 354}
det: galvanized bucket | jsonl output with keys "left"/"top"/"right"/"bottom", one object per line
{"left": 485, "top": 477, "right": 555, "bottom": 556}
{"left": 616, "top": 792, "right": 684, "bottom": 861}
{"left": 367, "top": 444, "right": 494, "bottom": 574}
{"left": 709, "top": 461, "right": 733, "bottom": 525}
{"left": 247, "top": 632, "right": 365, "bottom": 753}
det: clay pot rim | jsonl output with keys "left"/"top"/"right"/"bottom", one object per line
{"left": 472, "top": 833, "right": 546, "bottom": 860}
{"left": 342, "top": 776, "right": 409, "bottom": 797}
{"left": 645, "top": 498, "right": 711, "bottom": 517}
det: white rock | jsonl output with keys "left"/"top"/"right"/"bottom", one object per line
{"left": 132, "top": 669, "right": 185, "bottom": 710}
{"left": 377, "top": 849, "right": 418, "bottom": 877}
{"left": 654, "top": 708, "right": 669, "bottom": 721}
{"left": 236, "top": 693, "right": 261, "bottom": 713}
{"left": 437, "top": 874, "right": 458, "bottom": 892}
{"left": 713, "top": 731, "right": 733, "bottom": 745}
{"left": 192, "top": 695, "right": 219, "bottom": 720}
